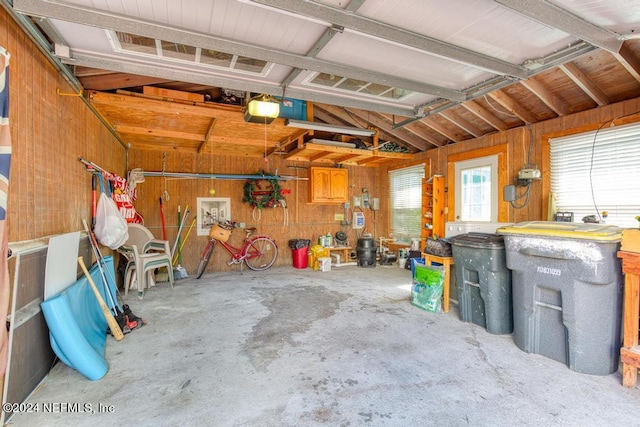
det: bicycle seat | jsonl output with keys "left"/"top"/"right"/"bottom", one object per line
{"left": 243, "top": 227, "right": 257, "bottom": 234}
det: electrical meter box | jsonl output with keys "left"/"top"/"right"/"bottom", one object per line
{"left": 353, "top": 212, "right": 365, "bottom": 229}
{"left": 361, "top": 193, "right": 370, "bottom": 208}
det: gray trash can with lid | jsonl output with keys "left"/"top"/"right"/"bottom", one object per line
{"left": 497, "top": 221, "right": 623, "bottom": 375}
{"left": 449, "top": 232, "right": 512, "bottom": 335}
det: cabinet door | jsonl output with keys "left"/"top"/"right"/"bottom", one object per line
{"left": 309, "top": 167, "right": 348, "bottom": 203}
{"left": 329, "top": 169, "right": 348, "bottom": 202}
{"left": 310, "top": 168, "right": 332, "bottom": 202}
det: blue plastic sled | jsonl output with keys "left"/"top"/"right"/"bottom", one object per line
{"left": 40, "top": 256, "right": 120, "bottom": 381}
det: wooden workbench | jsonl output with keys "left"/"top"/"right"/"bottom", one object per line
{"left": 388, "top": 242, "right": 411, "bottom": 253}
{"left": 618, "top": 250, "right": 640, "bottom": 387}
{"left": 326, "top": 246, "right": 353, "bottom": 264}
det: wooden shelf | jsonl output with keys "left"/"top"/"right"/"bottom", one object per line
{"left": 421, "top": 175, "right": 445, "bottom": 250}
{"left": 284, "top": 141, "right": 413, "bottom": 167}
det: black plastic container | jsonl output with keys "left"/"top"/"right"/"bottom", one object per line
{"left": 498, "top": 221, "right": 623, "bottom": 375}
{"left": 356, "top": 237, "right": 377, "bottom": 268}
{"left": 449, "top": 233, "right": 512, "bottom": 335}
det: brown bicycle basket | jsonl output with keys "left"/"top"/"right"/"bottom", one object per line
{"left": 209, "top": 223, "right": 231, "bottom": 242}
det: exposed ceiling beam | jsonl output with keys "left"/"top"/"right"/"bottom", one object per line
{"left": 312, "top": 106, "right": 415, "bottom": 150}
{"left": 198, "top": 118, "right": 218, "bottom": 154}
{"left": 14, "top": 0, "right": 465, "bottom": 102}
{"left": 248, "top": 0, "right": 527, "bottom": 79}
{"left": 77, "top": 72, "right": 171, "bottom": 91}
{"left": 420, "top": 118, "right": 461, "bottom": 143}
{"left": 389, "top": 119, "right": 446, "bottom": 149}
{"left": 87, "top": 90, "right": 243, "bottom": 119}
{"left": 113, "top": 125, "right": 202, "bottom": 141}
{"left": 343, "top": 109, "right": 434, "bottom": 152}
{"left": 486, "top": 90, "right": 537, "bottom": 124}
{"left": 439, "top": 110, "right": 484, "bottom": 138}
{"left": 614, "top": 43, "right": 640, "bottom": 83}
{"left": 519, "top": 78, "right": 569, "bottom": 116}
{"left": 495, "top": 0, "right": 623, "bottom": 53}
{"left": 314, "top": 104, "right": 434, "bottom": 151}
{"left": 559, "top": 62, "right": 610, "bottom": 106}
{"left": 460, "top": 100, "right": 508, "bottom": 131}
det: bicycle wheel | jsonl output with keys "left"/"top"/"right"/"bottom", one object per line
{"left": 196, "top": 239, "right": 216, "bottom": 279}
{"left": 243, "top": 237, "right": 278, "bottom": 271}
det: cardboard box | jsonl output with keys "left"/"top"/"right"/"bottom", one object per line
{"left": 318, "top": 257, "right": 332, "bottom": 272}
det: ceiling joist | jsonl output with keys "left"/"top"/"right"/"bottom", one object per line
{"left": 559, "top": 63, "right": 611, "bottom": 106}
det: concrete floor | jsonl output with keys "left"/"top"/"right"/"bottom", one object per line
{"left": 6, "top": 264, "right": 640, "bottom": 426}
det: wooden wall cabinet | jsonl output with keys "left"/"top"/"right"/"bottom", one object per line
{"left": 309, "top": 167, "right": 349, "bottom": 203}
{"left": 421, "top": 175, "right": 445, "bottom": 246}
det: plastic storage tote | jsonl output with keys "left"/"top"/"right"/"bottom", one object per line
{"left": 308, "top": 245, "right": 329, "bottom": 271}
{"left": 497, "top": 221, "right": 623, "bottom": 375}
{"left": 448, "top": 233, "right": 512, "bottom": 335}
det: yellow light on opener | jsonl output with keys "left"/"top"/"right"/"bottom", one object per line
{"left": 247, "top": 99, "right": 280, "bottom": 118}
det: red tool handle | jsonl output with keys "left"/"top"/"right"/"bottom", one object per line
{"left": 159, "top": 197, "right": 167, "bottom": 240}
{"left": 91, "top": 174, "right": 97, "bottom": 228}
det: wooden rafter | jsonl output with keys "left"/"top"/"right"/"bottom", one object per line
{"left": 315, "top": 103, "right": 435, "bottom": 151}
{"left": 114, "top": 124, "right": 201, "bottom": 140}
{"left": 614, "top": 43, "right": 640, "bottom": 83}
{"left": 559, "top": 62, "right": 610, "bottom": 106}
{"left": 198, "top": 118, "right": 218, "bottom": 154}
{"left": 420, "top": 117, "right": 461, "bottom": 143}
{"left": 520, "top": 78, "right": 569, "bottom": 116}
{"left": 439, "top": 110, "right": 484, "bottom": 138}
{"left": 487, "top": 90, "right": 537, "bottom": 124}
{"left": 460, "top": 100, "right": 508, "bottom": 131}
{"left": 88, "top": 90, "right": 243, "bottom": 119}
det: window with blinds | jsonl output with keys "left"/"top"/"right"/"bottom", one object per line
{"left": 549, "top": 122, "right": 640, "bottom": 228}
{"left": 389, "top": 164, "right": 425, "bottom": 240}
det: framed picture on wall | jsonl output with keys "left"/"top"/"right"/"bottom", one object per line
{"left": 197, "top": 197, "right": 231, "bottom": 236}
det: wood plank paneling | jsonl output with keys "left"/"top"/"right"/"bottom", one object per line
{"left": 409, "top": 97, "right": 640, "bottom": 226}
{"left": 126, "top": 149, "right": 384, "bottom": 274}
{"left": 0, "top": 7, "right": 127, "bottom": 413}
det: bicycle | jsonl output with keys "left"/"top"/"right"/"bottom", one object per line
{"left": 196, "top": 220, "right": 278, "bottom": 279}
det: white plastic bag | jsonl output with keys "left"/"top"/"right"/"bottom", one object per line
{"left": 94, "top": 177, "right": 129, "bottom": 249}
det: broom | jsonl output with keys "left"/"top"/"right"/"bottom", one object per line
{"left": 155, "top": 197, "right": 170, "bottom": 282}
{"left": 171, "top": 205, "right": 189, "bottom": 280}
{"left": 173, "top": 216, "right": 197, "bottom": 266}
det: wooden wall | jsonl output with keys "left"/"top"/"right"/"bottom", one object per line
{"left": 408, "top": 97, "right": 640, "bottom": 224}
{"left": 0, "top": 10, "right": 126, "bottom": 243}
{"left": 0, "top": 6, "right": 125, "bottom": 414}
{"left": 126, "top": 149, "right": 387, "bottom": 274}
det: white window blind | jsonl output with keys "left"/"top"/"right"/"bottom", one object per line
{"left": 389, "top": 164, "right": 425, "bottom": 240}
{"left": 550, "top": 122, "right": 640, "bottom": 228}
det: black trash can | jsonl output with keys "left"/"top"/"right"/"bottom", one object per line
{"left": 449, "top": 232, "right": 512, "bottom": 335}
{"left": 356, "top": 237, "right": 377, "bottom": 267}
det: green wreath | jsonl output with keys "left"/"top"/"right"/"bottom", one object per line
{"left": 242, "top": 173, "right": 282, "bottom": 209}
